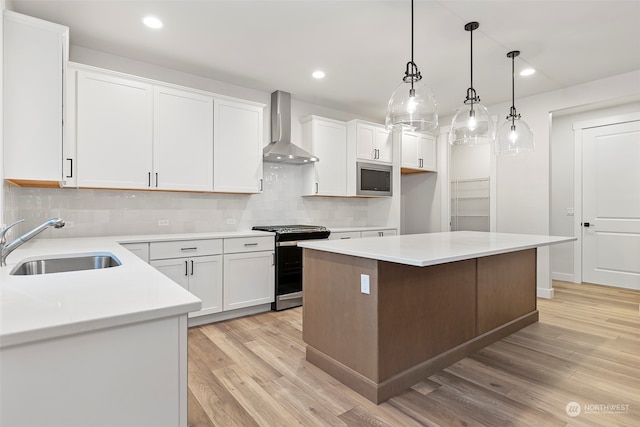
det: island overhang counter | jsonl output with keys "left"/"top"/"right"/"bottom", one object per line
{"left": 298, "top": 231, "right": 575, "bottom": 404}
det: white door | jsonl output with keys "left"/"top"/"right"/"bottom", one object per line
{"left": 223, "top": 251, "right": 274, "bottom": 311}
{"left": 375, "top": 127, "right": 393, "bottom": 163}
{"left": 213, "top": 98, "right": 264, "bottom": 193}
{"left": 77, "top": 71, "right": 153, "bottom": 189}
{"left": 154, "top": 86, "right": 213, "bottom": 192}
{"left": 355, "top": 124, "right": 376, "bottom": 160}
{"left": 582, "top": 120, "right": 640, "bottom": 289}
{"left": 189, "top": 255, "right": 223, "bottom": 316}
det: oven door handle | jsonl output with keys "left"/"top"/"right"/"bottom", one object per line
{"left": 278, "top": 291, "right": 303, "bottom": 301}
{"left": 276, "top": 238, "right": 328, "bottom": 247}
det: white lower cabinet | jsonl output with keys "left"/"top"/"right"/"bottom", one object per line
{"left": 223, "top": 250, "right": 274, "bottom": 311}
{"left": 149, "top": 239, "right": 223, "bottom": 318}
{"left": 361, "top": 229, "right": 397, "bottom": 238}
{"left": 147, "top": 235, "right": 274, "bottom": 321}
{"left": 328, "top": 231, "right": 362, "bottom": 240}
{"left": 151, "top": 256, "right": 223, "bottom": 317}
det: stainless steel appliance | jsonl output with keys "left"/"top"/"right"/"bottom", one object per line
{"left": 356, "top": 162, "right": 392, "bottom": 196}
{"left": 252, "top": 224, "right": 330, "bottom": 310}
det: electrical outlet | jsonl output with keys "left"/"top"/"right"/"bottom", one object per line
{"left": 226, "top": 218, "right": 236, "bottom": 225}
{"left": 566, "top": 208, "right": 575, "bottom": 216}
{"left": 361, "top": 274, "right": 370, "bottom": 295}
{"left": 158, "top": 219, "right": 170, "bottom": 226}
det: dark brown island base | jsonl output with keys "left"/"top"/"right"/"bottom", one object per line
{"left": 299, "top": 231, "right": 574, "bottom": 403}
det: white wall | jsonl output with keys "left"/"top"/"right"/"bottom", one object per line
{"left": 550, "top": 100, "right": 640, "bottom": 282}
{"left": 490, "top": 71, "right": 640, "bottom": 236}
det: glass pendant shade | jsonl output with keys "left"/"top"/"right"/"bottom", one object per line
{"left": 496, "top": 116, "right": 534, "bottom": 155}
{"left": 449, "top": 22, "right": 493, "bottom": 146}
{"left": 496, "top": 50, "right": 534, "bottom": 155}
{"left": 386, "top": 78, "right": 438, "bottom": 132}
{"left": 449, "top": 102, "right": 494, "bottom": 145}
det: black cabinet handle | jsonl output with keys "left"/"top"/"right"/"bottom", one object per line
{"left": 148, "top": 172, "right": 151, "bottom": 187}
{"left": 184, "top": 260, "right": 188, "bottom": 276}
{"left": 191, "top": 260, "right": 194, "bottom": 276}
{"left": 65, "top": 158, "right": 73, "bottom": 178}
{"left": 260, "top": 178, "right": 263, "bottom": 191}
{"left": 583, "top": 222, "right": 591, "bottom": 227}
{"left": 155, "top": 172, "right": 159, "bottom": 188}
{"left": 315, "top": 182, "right": 319, "bottom": 194}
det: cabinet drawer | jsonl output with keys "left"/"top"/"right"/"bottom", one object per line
{"left": 149, "top": 239, "right": 222, "bottom": 260}
{"left": 328, "top": 231, "right": 361, "bottom": 240}
{"left": 224, "top": 236, "right": 274, "bottom": 254}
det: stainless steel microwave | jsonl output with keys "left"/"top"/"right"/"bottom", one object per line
{"left": 356, "top": 162, "right": 392, "bottom": 196}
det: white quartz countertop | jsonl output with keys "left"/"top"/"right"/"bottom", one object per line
{"left": 0, "top": 230, "right": 273, "bottom": 348}
{"left": 298, "top": 231, "right": 576, "bottom": 267}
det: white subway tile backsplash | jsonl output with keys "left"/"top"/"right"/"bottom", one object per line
{"left": 4, "top": 163, "right": 391, "bottom": 238}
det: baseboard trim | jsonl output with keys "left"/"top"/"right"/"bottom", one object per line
{"left": 537, "top": 287, "right": 555, "bottom": 299}
{"left": 306, "top": 310, "right": 539, "bottom": 404}
{"left": 552, "top": 272, "right": 574, "bottom": 282}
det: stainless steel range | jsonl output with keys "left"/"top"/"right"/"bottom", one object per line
{"left": 252, "top": 225, "right": 330, "bottom": 310}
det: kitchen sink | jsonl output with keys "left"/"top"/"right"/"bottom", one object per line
{"left": 10, "top": 253, "right": 122, "bottom": 276}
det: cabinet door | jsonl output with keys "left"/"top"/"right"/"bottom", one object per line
{"left": 375, "top": 127, "right": 393, "bottom": 163}
{"left": 189, "top": 255, "right": 223, "bottom": 317}
{"left": 223, "top": 251, "right": 274, "bottom": 311}
{"left": 77, "top": 71, "right": 153, "bottom": 189}
{"left": 154, "top": 86, "right": 213, "bottom": 192}
{"left": 213, "top": 98, "right": 264, "bottom": 193}
{"left": 3, "top": 12, "right": 67, "bottom": 183}
{"left": 401, "top": 132, "right": 420, "bottom": 169}
{"left": 355, "top": 124, "right": 376, "bottom": 160}
{"left": 418, "top": 134, "right": 437, "bottom": 171}
{"left": 150, "top": 258, "right": 190, "bottom": 291}
{"left": 303, "top": 118, "right": 347, "bottom": 196}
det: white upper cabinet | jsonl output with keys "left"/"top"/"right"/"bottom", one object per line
{"left": 76, "top": 70, "right": 153, "bottom": 189}
{"left": 154, "top": 86, "right": 213, "bottom": 192}
{"left": 301, "top": 116, "right": 348, "bottom": 196}
{"left": 400, "top": 131, "right": 437, "bottom": 172}
{"left": 75, "top": 67, "right": 219, "bottom": 192}
{"left": 347, "top": 120, "right": 392, "bottom": 164}
{"left": 3, "top": 12, "right": 68, "bottom": 185}
{"left": 213, "top": 98, "right": 264, "bottom": 193}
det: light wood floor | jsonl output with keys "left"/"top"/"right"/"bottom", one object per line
{"left": 187, "top": 281, "right": 640, "bottom": 426}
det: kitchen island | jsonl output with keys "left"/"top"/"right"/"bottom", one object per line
{"left": 298, "top": 231, "right": 575, "bottom": 404}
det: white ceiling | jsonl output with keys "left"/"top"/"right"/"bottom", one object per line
{"left": 8, "top": 0, "right": 640, "bottom": 122}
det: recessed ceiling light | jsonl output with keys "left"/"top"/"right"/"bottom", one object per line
{"left": 520, "top": 68, "right": 535, "bottom": 76}
{"left": 143, "top": 16, "right": 163, "bottom": 29}
{"left": 312, "top": 70, "right": 325, "bottom": 79}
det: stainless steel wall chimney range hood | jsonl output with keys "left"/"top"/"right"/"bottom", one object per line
{"left": 263, "top": 90, "right": 319, "bottom": 165}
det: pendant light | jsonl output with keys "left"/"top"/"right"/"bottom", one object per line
{"left": 449, "top": 22, "right": 494, "bottom": 146}
{"left": 496, "top": 50, "right": 534, "bottom": 155}
{"left": 385, "top": 0, "right": 438, "bottom": 132}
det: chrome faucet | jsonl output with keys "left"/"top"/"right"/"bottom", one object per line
{"left": 0, "top": 218, "right": 65, "bottom": 266}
